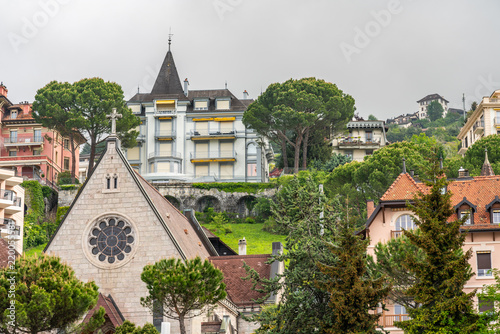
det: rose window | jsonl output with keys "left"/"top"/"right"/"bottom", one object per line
{"left": 88, "top": 217, "right": 134, "bottom": 264}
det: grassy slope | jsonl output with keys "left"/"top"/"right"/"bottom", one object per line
{"left": 202, "top": 223, "right": 286, "bottom": 255}
{"left": 24, "top": 243, "right": 47, "bottom": 257}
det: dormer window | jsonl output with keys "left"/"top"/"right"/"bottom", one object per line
{"left": 486, "top": 196, "right": 500, "bottom": 224}
{"left": 156, "top": 100, "right": 176, "bottom": 113}
{"left": 216, "top": 99, "right": 230, "bottom": 110}
{"left": 454, "top": 197, "right": 476, "bottom": 225}
{"left": 11, "top": 110, "right": 17, "bottom": 119}
{"left": 194, "top": 100, "right": 208, "bottom": 110}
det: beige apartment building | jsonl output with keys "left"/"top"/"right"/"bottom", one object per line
{"left": 331, "top": 120, "right": 388, "bottom": 162}
{"left": 0, "top": 168, "right": 24, "bottom": 254}
{"left": 458, "top": 89, "right": 500, "bottom": 155}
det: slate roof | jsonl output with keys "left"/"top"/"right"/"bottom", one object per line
{"left": 210, "top": 254, "right": 272, "bottom": 306}
{"left": 0, "top": 239, "right": 19, "bottom": 268}
{"left": 84, "top": 293, "right": 125, "bottom": 328}
{"left": 151, "top": 50, "right": 185, "bottom": 97}
{"left": 347, "top": 120, "right": 386, "bottom": 129}
{"left": 417, "top": 93, "right": 449, "bottom": 103}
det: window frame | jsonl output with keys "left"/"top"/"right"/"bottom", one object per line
{"left": 477, "top": 252, "right": 492, "bottom": 277}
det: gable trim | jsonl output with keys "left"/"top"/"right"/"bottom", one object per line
{"left": 486, "top": 196, "right": 500, "bottom": 211}
{"left": 454, "top": 197, "right": 477, "bottom": 212}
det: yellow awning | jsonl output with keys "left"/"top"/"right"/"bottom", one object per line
{"left": 193, "top": 118, "right": 214, "bottom": 121}
{"left": 214, "top": 117, "right": 235, "bottom": 121}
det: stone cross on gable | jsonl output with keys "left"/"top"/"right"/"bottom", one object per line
{"left": 107, "top": 108, "right": 122, "bottom": 136}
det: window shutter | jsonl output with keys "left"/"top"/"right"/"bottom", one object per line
{"left": 477, "top": 252, "right": 491, "bottom": 270}
{"left": 479, "top": 298, "right": 494, "bottom": 313}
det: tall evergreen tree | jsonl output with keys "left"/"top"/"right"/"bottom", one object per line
{"left": 396, "top": 155, "right": 484, "bottom": 333}
{"left": 317, "top": 218, "right": 390, "bottom": 334}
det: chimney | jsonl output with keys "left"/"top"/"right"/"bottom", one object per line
{"left": 410, "top": 170, "right": 414, "bottom": 177}
{"left": 458, "top": 166, "right": 469, "bottom": 178}
{"left": 367, "top": 200, "right": 375, "bottom": 218}
{"left": 0, "top": 82, "right": 7, "bottom": 97}
{"left": 268, "top": 242, "right": 284, "bottom": 303}
{"left": 243, "top": 90, "right": 249, "bottom": 99}
{"left": 238, "top": 237, "right": 247, "bottom": 255}
{"left": 183, "top": 78, "right": 189, "bottom": 97}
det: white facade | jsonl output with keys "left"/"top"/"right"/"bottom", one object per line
{"left": 126, "top": 50, "right": 272, "bottom": 183}
{"left": 458, "top": 89, "right": 500, "bottom": 155}
{"left": 0, "top": 168, "right": 24, "bottom": 254}
{"left": 331, "top": 120, "right": 388, "bottom": 162}
{"left": 416, "top": 94, "right": 449, "bottom": 119}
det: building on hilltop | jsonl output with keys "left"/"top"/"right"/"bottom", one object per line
{"left": 44, "top": 115, "right": 282, "bottom": 333}
{"left": 331, "top": 120, "right": 388, "bottom": 162}
{"left": 0, "top": 168, "right": 24, "bottom": 254}
{"left": 0, "top": 83, "right": 86, "bottom": 188}
{"left": 126, "top": 46, "right": 273, "bottom": 183}
{"left": 417, "top": 93, "right": 449, "bottom": 119}
{"left": 363, "top": 154, "right": 499, "bottom": 333}
{"left": 457, "top": 89, "right": 500, "bottom": 155}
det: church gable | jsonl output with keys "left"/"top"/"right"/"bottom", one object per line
{"left": 44, "top": 137, "right": 210, "bottom": 326}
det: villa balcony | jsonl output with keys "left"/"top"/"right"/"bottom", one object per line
{"left": 4, "top": 136, "right": 43, "bottom": 147}
{"left": 148, "top": 152, "right": 182, "bottom": 160}
{"left": 0, "top": 218, "right": 21, "bottom": 240}
{"left": 155, "top": 130, "right": 176, "bottom": 140}
{"left": 458, "top": 146, "right": 468, "bottom": 155}
{"left": 378, "top": 314, "right": 410, "bottom": 327}
{"left": 4, "top": 191, "right": 22, "bottom": 214}
{"left": 391, "top": 230, "right": 404, "bottom": 239}
{"left": 137, "top": 134, "right": 146, "bottom": 142}
{"left": 190, "top": 130, "right": 237, "bottom": 141}
{"left": 495, "top": 117, "right": 500, "bottom": 129}
{"left": 190, "top": 151, "right": 237, "bottom": 163}
{"left": 473, "top": 120, "right": 484, "bottom": 135}
{"left": 337, "top": 138, "right": 381, "bottom": 149}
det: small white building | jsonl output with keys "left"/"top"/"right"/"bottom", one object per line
{"left": 0, "top": 168, "right": 24, "bottom": 254}
{"left": 458, "top": 89, "right": 500, "bottom": 155}
{"left": 331, "top": 120, "right": 389, "bottom": 162}
{"left": 126, "top": 47, "right": 273, "bottom": 183}
{"left": 416, "top": 94, "right": 449, "bottom": 119}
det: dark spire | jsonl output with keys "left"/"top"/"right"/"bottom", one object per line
{"left": 481, "top": 147, "right": 495, "bottom": 176}
{"left": 150, "top": 48, "right": 184, "bottom": 96}
{"left": 402, "top": 157, "right": 406, "bottom": 174}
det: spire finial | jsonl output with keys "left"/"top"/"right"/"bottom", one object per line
{"left": 439, "top": 155, "right": 443, "bottom": 170}
{"left": 168, "top": 27, "right": 173, "bottom": 51}
{"left": 481, "top": 147, "right": 495, "bottom": 176}
{"left": 402, "top": 157, "right": 406, "bottom": 174}
{"left": 485, "top": 147, "right": 490, "bottom": 164}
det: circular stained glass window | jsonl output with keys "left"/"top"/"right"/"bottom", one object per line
{"left": 88, "top": 216, "right": 135, "bottom": 264}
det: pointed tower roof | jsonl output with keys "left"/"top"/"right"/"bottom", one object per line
{"left": 481, "top": 148, "right": 495, "bottom": 176}
{"left": 151, "top": 50, "right": 185, "bottom": 96}
{"left": 380, "top": 173, "right": 425, "bottom": 201}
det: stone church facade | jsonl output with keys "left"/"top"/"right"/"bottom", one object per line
{"left": 45, "top": 131, "right": 278, "bottom": 333}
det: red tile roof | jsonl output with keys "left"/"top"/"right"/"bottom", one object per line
{"left": 380, "top": 173, "right": 424, "bottom": 201}
{"left": 0, "top": 239, "right": 19, "bottom": 268}
{"left": 84, "top": 293, "right": 124, "bottom": 328}
{"left": 210, "top": 254, "right": 272, "bottom": 306}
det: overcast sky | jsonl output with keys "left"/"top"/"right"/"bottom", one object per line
{"left": 2, "top": 0, "right": 500, "bottom": 120}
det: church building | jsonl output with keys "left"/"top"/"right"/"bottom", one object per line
{"left": 44, "top": 111, "right": 280, "bottom": 334}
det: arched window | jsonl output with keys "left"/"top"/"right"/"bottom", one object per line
{"left": 395, "top": 214, "right": 415, "bottom": 231}
{"left": 247, "top": 143, "right": 257, "bottom": 155}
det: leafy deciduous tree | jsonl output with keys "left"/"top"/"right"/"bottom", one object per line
{"left": 0, "top": 254, "right": 103, "bottom": 334}
{"left": 427, "top": 100, "right": 445, "bottom": 121}
{"left": 140, "top": 257, "right": 226, "bottom": 334}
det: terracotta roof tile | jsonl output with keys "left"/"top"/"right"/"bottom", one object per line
{"left": 380, "top": 173, "right": 424, "bottom": 201}
{"left": 84, "top": 293, "right": 124, "bottom": 328}
{"left": 210, "top": 255, "right": 271, "bottom": 306}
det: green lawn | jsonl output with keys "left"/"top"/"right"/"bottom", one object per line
{"left": 202, "top": 223, "right": 286, "bottom": 255}
{"left": 24, "top": 243, "right": 47, "bottom": 257}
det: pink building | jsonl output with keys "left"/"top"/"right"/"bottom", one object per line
{"left": 365, "top": 158, "right": 499, "bottom": 333}
{"left": 0, "top": 83, "right": 85, "bottom": 188}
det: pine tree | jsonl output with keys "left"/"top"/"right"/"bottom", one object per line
{"left": 396, "top": 157, "right": 484, "bottom": 333}
{"left": 317, "top": 218, "right": 390, "bottom": 334}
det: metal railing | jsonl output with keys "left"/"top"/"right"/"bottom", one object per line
{"left": 0, "top": 218, "right": 20, "bottom": 236}
{"left": 148, "top": 152, "right": 182, "bottom": 159}
{"left": 473, "top": 120, "right": 484, "bottom": 131}
{"left": 4, "top": 136, "right": 43, "bottom": 144}
{"left": 378, "top": 314, "right": 410, "bottom": 327}
{"left": 137, "top": 134, "right": 146, "bottom": 141}
{"left": 391, "top": 230, "right": 404, "bottom": 239}
{"left": 338, "top": 137, "right": 380, "bottom": 146}
{"left": 190, "top": 151, "right": 237, "bottom": 159}
{"left": 494, "top": 117, "right": 500, "bottom": 126}
{"left": 155, "top": 130, "right": 176, "bottom": 137}
{"left": 190, "top": 130, "right": 237, "bottom": 137}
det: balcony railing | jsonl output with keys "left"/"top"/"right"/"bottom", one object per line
{"left": 378, "top": 314, "right": 410, "bottom": 327}
{"left": 0, "top": 218, "right": 21, "bottom": 236}
{"left": 190, "top": 151, "right": 237, "bottom": 160}
{"left": 391, "top": 230, "right": 404, "bottom": 239}
{"left": 338, "top": 138, "right": 380, "bottom": 146}
{"left": 137, "top": 134, "right": 146, "bottom": 141}
{"left": 4, "top": 136, "right": 43, "bottom": 144}
{"left": 473, "top": 120, "right": 485, "bottom": 134}
{"left": 3, "top": 189, "right": 16, "bottom": 202}
{"left": 495, "top": 117, "right": 500, "bottom": 127}
{"left": 190, "top": 130, "right": 237, "bottom": 140}
{"left": 148, "top": 152, "right": 182, "bottom": 159}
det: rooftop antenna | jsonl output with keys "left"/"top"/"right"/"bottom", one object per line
{"left": 168, "top": 27, "right": 173, "bottom": 51}
{"left": 137, "top": 85, "right": 140, "bottom": 94}
{"left": 225, "top": 81, "right": 227, "bottom": 89}
{"left": 462, "top": 93, "right": 466, "bottom": 120}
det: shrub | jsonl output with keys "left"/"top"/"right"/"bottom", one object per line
{"left": 191, "top": 182, "right": 277, "bottom": 194}
{"left": 57, "top": 171, "right": 80, "bottom": 185}
{"left": 245, "top": 217, "right": 256, "bottom": 224}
